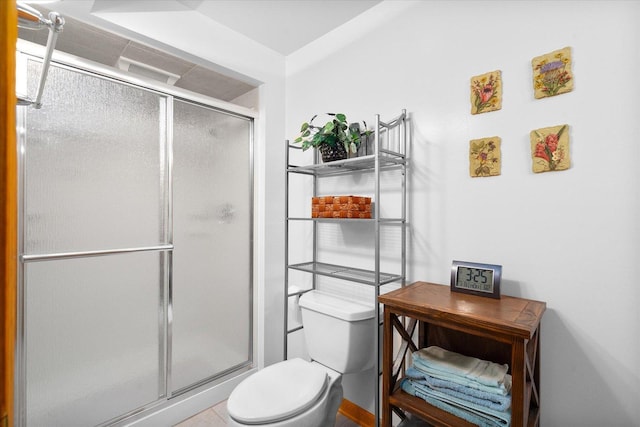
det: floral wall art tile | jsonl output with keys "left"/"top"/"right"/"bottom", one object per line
{"left": 469, "top": 136, "right": 501, "bottom": 177}
{"left": 470, "top": 70, "right": 502, "bottom": 114}
{"left": 530, "top": 124, "right": 570, "bottom": 173}
{"left": 532, "top": 47, "right": 573, "bottom": 99}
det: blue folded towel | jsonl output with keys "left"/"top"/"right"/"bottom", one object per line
{"left": 412, "top": 357, "right": 511, "bottom": 396}
{"left": 401, "top": 378, "right": 511, "bottom": 427}
{"left": 413, "top": 346, "right": 510, "bottom": 388}
{"left": 412, "top": 347, "right": 511, "bottom": 394}
{"left": 405, "top": 367, "right": 511, "bottom": 412}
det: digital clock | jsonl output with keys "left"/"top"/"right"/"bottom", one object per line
{"left": 450, "top": 260, "right": 502, "bottom": 299}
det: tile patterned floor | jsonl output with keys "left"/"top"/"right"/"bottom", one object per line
{"left": 174, "top": 400, "right": 362, "bottom": 427}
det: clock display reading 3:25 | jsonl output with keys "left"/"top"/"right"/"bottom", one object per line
{"left": 450, "top": 260, "right": 502, "bottom": 299}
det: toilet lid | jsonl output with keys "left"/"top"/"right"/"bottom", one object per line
{"left": 227, "top": 358, "right": 328, "bottom": 424}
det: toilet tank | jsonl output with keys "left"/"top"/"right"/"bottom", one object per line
{"left": 298, "top": 290, "right": 376, "bottom": 374}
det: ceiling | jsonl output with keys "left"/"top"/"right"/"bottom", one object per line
{"left": 83, "top": 0, "right": 382, "bottom": 56}
{"left": 176, "top": 0, "right": 383, "bottom": 56}
{"left": 17, "top": 0, "right": 382, "bottom": 101}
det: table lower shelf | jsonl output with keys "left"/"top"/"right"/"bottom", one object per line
{"left": 390, "top": 390, "right": 477, "bottom": 427}
{"left": 389, "top": 389, "right": 540, "bottom": 427}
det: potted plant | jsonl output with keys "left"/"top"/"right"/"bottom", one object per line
{"left": 293, "top": 113, "right": 369, "bottom": 162}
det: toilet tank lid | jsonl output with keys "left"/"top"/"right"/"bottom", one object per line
{"left": 299, "top": 290, "right": 375, "bottom": 321}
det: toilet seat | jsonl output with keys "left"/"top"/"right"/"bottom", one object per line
{"left": 227, "top": 359, "right": 328, "bottom": 424}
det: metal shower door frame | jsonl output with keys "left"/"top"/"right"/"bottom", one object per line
{"left": 15, "top": 41, "right": 257, "bottom": 427}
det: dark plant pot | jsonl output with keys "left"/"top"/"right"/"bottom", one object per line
{"left": 319, "top": 143, "right": 347, "bottom": 162}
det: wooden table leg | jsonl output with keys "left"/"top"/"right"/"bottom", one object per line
{"left": 382, "top": 307, "right": 393, "bottom": 427}
{"left": 511, "top": 339, "right": 525, "bottom": 426}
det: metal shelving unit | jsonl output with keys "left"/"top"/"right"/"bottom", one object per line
{"left": 285, "top": 110, "right": 407, "bottom": 427}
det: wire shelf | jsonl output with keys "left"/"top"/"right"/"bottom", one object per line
{"left": 287, "top": 152, "right": 405, "bottom": 177}
{"left": 288, "top": 261, "right": 403, "bottom": 287}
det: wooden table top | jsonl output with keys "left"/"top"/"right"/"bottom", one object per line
{"left": 379, "top": 281, "right": 546, "bottom": 340}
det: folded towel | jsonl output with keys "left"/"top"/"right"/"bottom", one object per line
{"left": 413, "top": 346, "right": 510, "bottom": 389}
{"left": 412, "top": 357, "right": 511, "bottom": 396}
{"left": 405, "top": 367, "right": 511, "bottom": 412}
{"left": 404, "top": 378, "right": 511, "bottom": 425}
{"left": 401, "top": 378, "right": 511, "bottom": 427}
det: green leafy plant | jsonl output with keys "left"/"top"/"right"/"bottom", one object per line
{"left": 293, "top": 113, "right": 368, "bottom": 155}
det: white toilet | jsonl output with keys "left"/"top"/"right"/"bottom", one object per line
{"left": 227, "top": 290, "right": 376, "bottom": 427}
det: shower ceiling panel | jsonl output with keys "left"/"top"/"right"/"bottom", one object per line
{"left": 18, "top": 5, "right": 257, "bottom": 102}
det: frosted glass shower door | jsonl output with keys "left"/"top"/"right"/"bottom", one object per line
{"left": 171, "top": 100, "right": 252, "bottom": 393}
{"left": 20, "top": 59, "right": 168, "bottom": 426}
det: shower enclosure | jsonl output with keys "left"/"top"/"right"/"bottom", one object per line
{"left": 15, "top": 43, "right": 254, "bottom": 426}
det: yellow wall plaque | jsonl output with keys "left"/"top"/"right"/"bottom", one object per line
{"left": 470, "top": 70, "right": 502, "bottom": 114}
{"left": 470, "top": 136, "right": 501, "bottom": 177}
{"left": 530, "top": 124, "right": 570, "bottom": 173}
{"left": 532, "top": 47, "right": 573, "bottom": 99}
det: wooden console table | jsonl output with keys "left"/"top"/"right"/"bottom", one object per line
{"left": 379, "top": 282, "right": 546, "bottom": 427}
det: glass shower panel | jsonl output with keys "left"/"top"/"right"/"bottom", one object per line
{"left": 171, "top": 100, "right": 252, "bottom": 393}
{"left": 24, "top": 252, "right": 164, "bottom": 426}
{"left": 23, "top": 59, "right": 165, "bottom": 255}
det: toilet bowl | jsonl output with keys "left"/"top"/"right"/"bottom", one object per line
{"left": 227, "top": 358, "right": 342, "bottom": 427}
{"left": 227, "top": 290, "right": 376, "bottom": 427}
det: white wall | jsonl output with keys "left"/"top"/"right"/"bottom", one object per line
{"left": 287, "top": 1, "right": 640, "bottom": 424}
